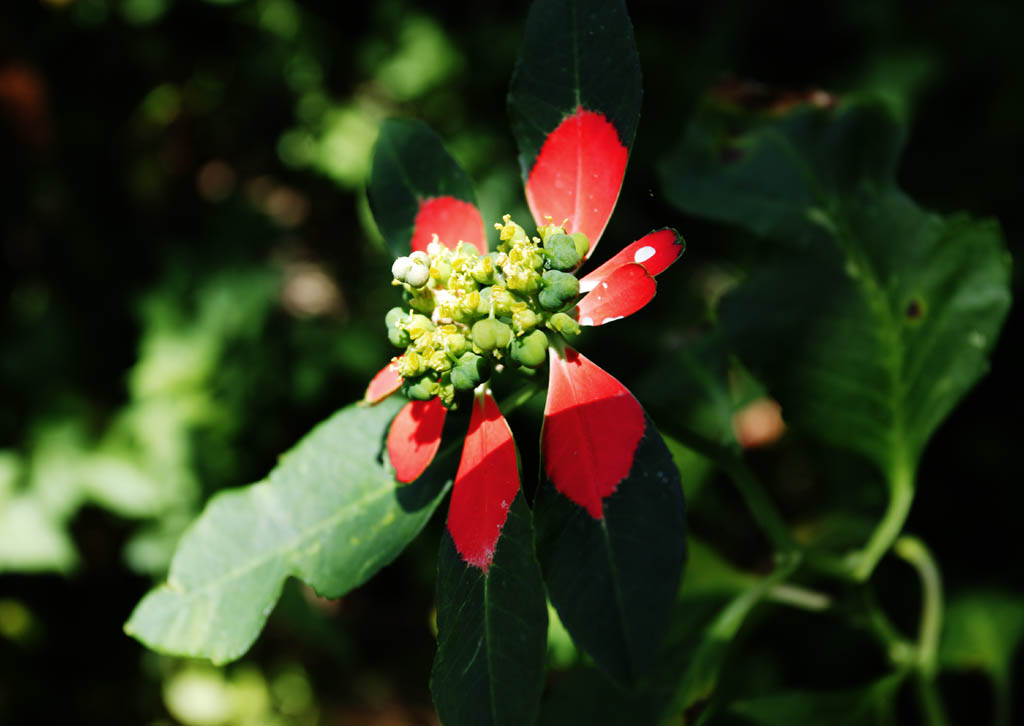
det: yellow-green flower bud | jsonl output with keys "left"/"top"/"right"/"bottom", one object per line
{"left": 549, "top": 312, "right": 581, "bottom": 336}
{"left": 472, "top": 318, "right": 512, "bottom": 351}
{"left": 471, "top": 255, "right": 495, "bottom": 285}
{"left": 405, "top": 313, "right": 434, "bottom": 340}
{"left": 513, "top": 308, "right": 540, "bottom": 334}
{"left": 571, "top": 232, "right": 590, "bottom": 259}
{"left": 446, "top": 332, "right": 468, "bottom": 357}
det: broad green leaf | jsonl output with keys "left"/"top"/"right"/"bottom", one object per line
{"left": 125, "top": 398, "right": 450, "bottom": 663}
{"left": 659, "top": 94, "right": 1011, "bottom": 518}
{"left": 367, "top": 118, "right": 482, "bottom": 259}
{"left": 508, "top": 0, "right": 642, "bottom": 172}
{"left": 432, "top": 492, "right": 548, "bottom": 726}
{"left": 534, "top": 413, "right": 686, "bottom": 685}
{"left": 940, "top": 589, "right": 1024, "bottom": 681}
{"left": 712, "top": 673, "right": 904, "bottom": 726}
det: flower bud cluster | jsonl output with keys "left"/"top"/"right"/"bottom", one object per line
{"left": 384, "top": 215, "right": 589, "bottom": 409}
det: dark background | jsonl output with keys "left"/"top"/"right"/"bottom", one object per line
{"left": 1, "top": 0, "right": 1020, "bottom": 723}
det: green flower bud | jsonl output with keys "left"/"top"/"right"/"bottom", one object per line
{"left": 451, "top": 352, "right": 490, "bottom": 391}
{"left": 388, "top": 325, "right": 411, "bottom": 348}
{"left": 472, "top": 318, "right": 512, "bottom": 351}
{"left": 549, "top": 312, "right": 581, "bottom": 337}
{"left": 539, "top": 270, "right": 579, "bottom": 310}
{"left": 402, "top": 375, "right": 437, "bottom": 401}
{"left": 571, "top": 232, "right": 590, "bottom": 260}
{"left": 510, "top": 329, "right": 548, "bottom": 368}
{"left": 544, "top": 233, "right": 581, "bottom": 271}
{"left": 385, "top": 306, "right": 407, "bottom": 328}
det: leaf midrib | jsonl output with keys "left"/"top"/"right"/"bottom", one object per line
{"left": 168, "top": 481, "right": 397, "bottom": 598}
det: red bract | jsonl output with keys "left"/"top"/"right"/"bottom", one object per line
{"left": 366, "top": 106, "right": 683, "bottom": 569}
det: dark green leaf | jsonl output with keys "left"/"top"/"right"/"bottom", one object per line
{"left": 659, "top": 95, "right": 1012, "bottom": 483}
{"left": 538, "top": 665, "right": 661, "bottom": 726}
{"left": 508, "top": 0, "right": 642, "bottom": 172}
{"left": 432, "top": 491, "right": 548, "bottom": 726}
{"left": 368, "top": 118, "right": 479, "bottom": 258}
{"left": 712, "top": 674, "right": 904, "bottom": 726}
{"left": 534, "top": 414, "right": 686, "bottom": 684}
{"left": 125, "top": 398, "right": 450, "bottom": 663}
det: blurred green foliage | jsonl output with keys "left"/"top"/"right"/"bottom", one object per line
{"left": 1, "top": 0, "right": 1021, "bottom": 723}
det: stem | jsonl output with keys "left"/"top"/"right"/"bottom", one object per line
{"left": 894, "top": 535, "right": 943, "bottom": 677}
{"left": 858, "top": 588, "right": 916, "bottom": 668}
{"left": 916, "top": 678, "right": 951, "bottom": 726}
{"left": 498, "top": 382, "right": 544, "bottom": 416}
{"left": 850, "top": 460, "right": 915, "bottom": 581}
{"left": 893, "top": 535, "right": 950, "bottom": 726}
{"left": 669, "top": 425, "right": 796, "bottom": 555}
{"left": 765, "top": 583, "right": 831, "bottom": 612}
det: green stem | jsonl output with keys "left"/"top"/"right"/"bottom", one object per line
{"left": 858, "top": 588, "right": 916, "bottom": 668}
{"left": 893, "top": 535, "right": 950, "bottom": 726}
{"left": 669, "top": 425, "right": 796, "bottom": 555}
{"left": 850, "top": 461, "right": 916, "bottom": 581}
{"left": 916, "top": 677, "right": 951, "bottom": 726}
{"left": 765, "top": 583, "right": 831, "bottom": 612}
{"left": 498, "top": 382, "right": 543, "bottom": 416}
{"left": 894, "top": 535, "right": 943, "bottom": 677}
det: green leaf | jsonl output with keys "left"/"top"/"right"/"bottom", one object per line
{"left": 659, "top": 95, "right": 1011, "bottom": 577}
{"left": 508, "top": 0, "right": 642, "bottom": 172}
{"left": 659, "top": 96, "right": 1012, "bottom": 480}
{"left": 367, "top": 118, "right": 479, "bottom": 258}
{"left": 432, "top": 491, "right": 548, "bottom": 726}
{"left": 125, "top": 398, "right": 450, "bottom": 663}
{"left": 713, "top": 674, "right": 904, "bottom": 726}
{"left": 940, "top": 589, "right": 1024, "bottom": 682}
{"left": 534, "top": 414, "right": 686, "bottom": 684}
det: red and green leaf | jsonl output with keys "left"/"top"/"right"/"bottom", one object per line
{"left": 368, "top": 119, "right": 486, "bottom": 259}
{"left": 542, "top": 348, "right": 645, "bottom": 516}
{"left": 579, "top": 228, "right": 685, "bottom": 292}
{"left": 536, "top": 348, "right": 686, "bottom": 683}
{"left": 508, "top": 0, "right": 642, "bottom": 254}
{"left": 576, "top": 262, "right": 657, "bottom": 327}
{"left": 363, "top": 359, "right": 403, "bottom": 405}
{"left": 447, "top": 392, "right": 521, "bottom": 571}
{"left": 522, "top": 107, "right": 630, "bottom": 252}
{"left": 387, "top": 398, "right": 447, "bottom": 483}
{"left": 432, "top": 492, "right": 548, "bottom": 726}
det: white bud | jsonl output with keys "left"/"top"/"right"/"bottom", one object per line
{"left": 392, "top": 256, "right": 411, "bottom": 281}
{"left": 405, "top": 263, "right": 430, "bottom": 288}
{"left": 410, "top": 251, "right": 429, "bottom": 266}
